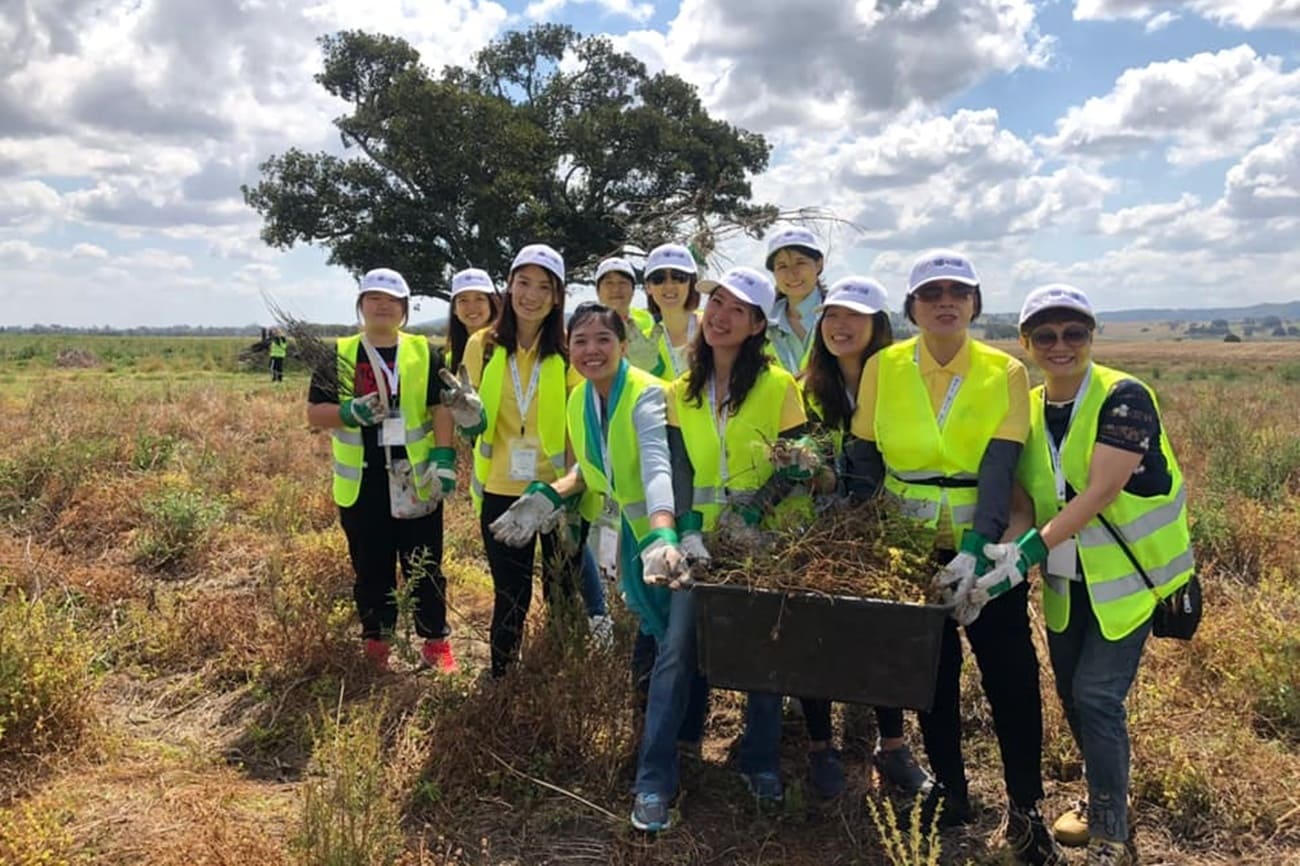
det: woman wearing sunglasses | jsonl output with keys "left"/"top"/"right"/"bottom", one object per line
{"left": 964, "top": 285, "right": 1193, "bottom": 866}
{"left": 765, "top": 226, "right": 826, "bottom": 374}
{"left": 642, "top": 243, "right": 703, "bottom": 380}
{"left": 843, "top": 250, "right": 1064, "bottom": 865}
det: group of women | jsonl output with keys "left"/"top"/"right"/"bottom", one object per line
{"left": 308, "top": 231, "right": 1193, "bottom": 866}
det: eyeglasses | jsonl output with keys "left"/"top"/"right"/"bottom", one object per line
{"left": 1029, "top": 324, "right": 1092, "bottom": 350}
{"left": 913, "top": 283, "right": 976, "bottom": 303}
{"left": 647, "top": 269, "right": 691, "bottom": 285}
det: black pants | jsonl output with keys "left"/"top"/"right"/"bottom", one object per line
{"left": 800, "top": 702, "right": 903, "bottom": 744}
{"left": 269, "top": 356, "right": 284, "bottom": 381}
{"left": 920, "top": 578, "right": 1045, "bottom": 806}
{"left": 339, "top": 468, "right": 448, "bottom": 641}
{"left": 480, "top": 492, "right": 587, "bottom": 676}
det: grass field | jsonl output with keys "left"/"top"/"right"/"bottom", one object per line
{"left": 2, "top": 335, "right": 1299, "bottom": 865}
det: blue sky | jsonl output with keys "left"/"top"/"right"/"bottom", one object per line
{"left": 2, "top": 0, "right": 1298, "bottom": 327}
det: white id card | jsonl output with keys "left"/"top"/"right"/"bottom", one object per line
{"left": 1047, "top": 538, "right": 1079, "bottom": 581}
{"left": 598, "top": 526, "right": 619, "bottom": 578}
{"left": 508, "top": 441, "right": 539, "bottom": 481}
{"left": 380, "top": 414, "right": 406, "bottom": 447}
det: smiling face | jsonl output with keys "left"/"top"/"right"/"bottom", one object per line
{"left": 702, "top": 285, "right": 766, "bottom": 351}
{"left": 770, "top": 247, "right": 823, "bottom": 302}
{"left": 1022, "top": 315, "right": 1094, "bottom": 380}
{"left": 508, "top": 264, "right": 558, "bottom": 326}
{"left": 358, "top": 291, "right": 406, "bottom": 332}
{"left": 568, "top": 315, "right": 625, "bottom": 385}
{"left": 646, "top": 269, "right": 691, "bottom": 313}
{"left": 596, "top": 272, "right": 635, "bottom": 317}
{"left": 909, "top": 280, "right": 976, "bottom": 337}
{"left": 819, "top": 305, "right": 874, "bottom": 360}
{"left": 453, "top": 291, "right": 494, "bottom": 330}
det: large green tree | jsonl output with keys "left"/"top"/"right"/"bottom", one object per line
{"left": 242, "top": 25, "right": 777, "bottom": 297}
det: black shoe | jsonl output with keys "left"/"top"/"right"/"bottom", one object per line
{"left": 1006, "top": 801, "right": 1069, "bottom": 866}
{"left": 910, "top": 782, "right": 973, "bottom": 831}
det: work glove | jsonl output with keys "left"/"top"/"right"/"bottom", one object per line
{"left": 418, "top": 446, "right": 457, "bottom": 504}
{"left": 488, "top": 482, "right": 565, "bottom": 547}
{"left": 339, "top": 392, "right": 383, "bottom": 427}
{"left": 625, "top": 321, "right": 663, "bottom": 371}
{"left": 931, "top": 530, "right": 992, "bottom": 616}
{"left": 771, "top": 436, "right": 822, "bottom": 482}
{"left": 966, "top": 529, "right": 1050, "bottom": 609}
{"left": 438, "top": 365, "right": 486, "bottom": 436}
{"left": 640, "top": 529, "right": 690, "bottom": 589}
{"left": 678, "top": 533, "right": 711, "bottom": 573}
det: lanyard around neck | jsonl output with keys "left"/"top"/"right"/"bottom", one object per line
{"left": 708, "top": 373, "right": 731, "bottom": 486}
{"left": 508, "top": 352, "right": 542, "bottom": 437}
{"left": 1045, "top": 363, "right": 1093, "bottom": 502}
{"left": 370, "top": 336, "right": 400, "bottom": 397}
{"left": 585, "top": 360, "right": 629, "bottom": 493}
{"left": 914, "top": 340, "right": 963, "bottom": 429}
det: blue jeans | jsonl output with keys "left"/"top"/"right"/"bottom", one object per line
{"left": 1047, "top": 581, "right": 1150, "bottom": 843}
{"left": 579, "top": 545, "right": 607, "bottom": 617}
{"left": 632, "top": 630, "right": 709, "bottom": 742}
{"left": 738, "top": 691, "right": 782, "bottom": 776}
{"left": 635, "top": 588, "right": 700, "bottom": 798}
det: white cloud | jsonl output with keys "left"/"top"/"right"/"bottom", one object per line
{"left": 71, "top": 242, "right": 108, "bottom": 259}
{"left": 0, "top": 239, "right": 44, "bottom": 265}
{"left": 524, "top": 0, "right": 654, "bottom": 22}
{"left": 1144, "top": 11, "right": 1180, "bottom": 32}
{"left": 1038, "top": 45, "right": 1300, "bottom": 165}
{"left": 1096, "top": 194, "right": 1201, "bottom": 236}
{"left": 0, "top": 179, "right": 62, "bottom": 228}
{"left": 1223, "top": 123, "right": 1300, "bottom": 219}
{"left": 1074, "top": 1, "right": 1300, "bottom": 30}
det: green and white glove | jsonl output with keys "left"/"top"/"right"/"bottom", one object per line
{"left": 625, "top": 322, "right": 663, "bottom": 371}
{"left": 419, "top": 446, "right": 457, "bottom": 503}
{"left": 640, "top": 528, "right": 689, "bottom": 588}
{"left": 932, "top": 530, "right": 992, "bottom": 611}
{"left": 488, "top": 481, "right": 565, "bottom": 547}
{"left": 339, "top": 392, "right": 383, "bottom": 427}
{"left": 967, "top": 529, "right": 1049, "bottom": 607}
{"left": 772, "top": 436, "right": 822, "bottom": 482}
{"left": 438, "top": 365, "right": 486, "bottom": 436}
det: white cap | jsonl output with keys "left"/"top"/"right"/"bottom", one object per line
{"left": 699, "top": 266, "right": 777, "bottom": 319}
{"left": 907, "top": 249, "right": 979, "bottom": 294}
{"left": 595, "top": 257, "right": 637, "bottom": 284}
{"left": 450, "top": 268, "right": 495, "bottom": 298}
{"left": 358, "top": 268, "right": 410, "bottom": 299}
{"left": 510, "top": 243, "right": 565, "bottom": 286}
{"left": 765, "top": 226, "right": 824, "bottom": 269}
{"left": 1019, "top": 284, "right": 1096, "bottom": 327}
{"left": 644, "top": 243, "right": 698, "bottom": 277}
{"left": 817, "top": 276, "right": 889, "bottom": 316}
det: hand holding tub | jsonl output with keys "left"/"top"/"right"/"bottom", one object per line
{"left": 640, "top": 529, "right": 691, "bottom": 589}
{"left": 931, "top": 530, "right": 992, "bottom": 623}
{"left": 966, "top": 529, "right": 1050, "bottom": 608}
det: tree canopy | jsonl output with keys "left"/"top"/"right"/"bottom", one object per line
{"left": 242, "top": 25, "right": 777, "bottom": 298}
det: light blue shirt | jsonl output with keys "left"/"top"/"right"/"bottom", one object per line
{"left": 767, "top": 289, "right": 823, "bottom": 373}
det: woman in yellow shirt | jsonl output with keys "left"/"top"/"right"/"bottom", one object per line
{"left": 446, "top": 267, "right": 500, "bottom": 371}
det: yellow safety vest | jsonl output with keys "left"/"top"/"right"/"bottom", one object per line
{"left": 1018, "top": 364, "right": 1193, "bottom": 640}
{"left": 674, "top": 365, "right": 797, "bottom": 531}
{"left": 331, "top": 332, "right": 433, "bottom": 507}
{"left": 567, "top": 363, "right": 663, "bottom": 544}
{"left": 629, "top": 308, "right": 654, "bottom": 335}
{"left": 874, "top": 337, "right": 1009, "bottom": 542}
{"left": 469, "top": 345, "right": 568, "bottom": 515}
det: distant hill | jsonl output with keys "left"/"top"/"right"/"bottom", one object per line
{"left": 1095, "top": 301, "right": 1300, "bottom": 324}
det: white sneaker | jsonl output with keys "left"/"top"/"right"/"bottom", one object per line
{"left": 588, "top": 614, "right": 615, "bottom": 649}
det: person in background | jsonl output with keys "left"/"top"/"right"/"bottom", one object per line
{"left": 306, "top": 268, "right": 458, "bottom": 674}
{"left": 765, "top": 226, "right": 827, "bottom": 374}
{"left": 843, "top": 250, "right": 1065, "bottom": 865}
{"left": 269, "top": 327, "right": 288, "bottom": 382}
{"left": 594, "top": 255, "right": 661, "bottom": 374}
{"left": 446, "top": 268, "right": 501, "bottom": 371}
{"left": 798, "top": 276, "right": 930, "bottom": 799}
{"left": 965, "top": 285, "right": 1193, "bottom": 866}
{"left": 642, "top": 243, "right": 703, "bottom": 380}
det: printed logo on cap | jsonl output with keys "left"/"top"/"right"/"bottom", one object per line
{"left": 645, "top": 243, "right": 697, "bottom": 275}
{"left": 908, "top": 249, "right": 978, "bottom": 292}
{"left": 451, "top": 268, "right": 493, "bottom": 295}
{"left": 359, "top": 268, "right": 411, "bottom": 297}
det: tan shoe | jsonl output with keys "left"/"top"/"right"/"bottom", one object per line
{"left": 1053, "top": 799, "right": 1089, "bottom": 847}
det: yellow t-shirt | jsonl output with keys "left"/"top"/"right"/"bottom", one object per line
{"left": 464, "top": 330, "right": 584, "bottom": 497}
{"left": 850, "top": 336, "right": 1029, "bottom": 547}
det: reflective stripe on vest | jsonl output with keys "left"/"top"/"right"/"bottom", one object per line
{"left": 874, "top": 337, "right": 1009, "bottom": 541}
{"left": 331, "top": 332, "right": 434, "bottom": 507}
{"left": 470, "top": 344, "right": 569, "bottom": 515}
{"left": 1017, "top": 364, "right": 1194, "bottom": 640}
{"left": 675, "top": 365, "right": 796, "bottom": 531}
{"left": 567, "top": 363, "right": 663, "bottom": 544}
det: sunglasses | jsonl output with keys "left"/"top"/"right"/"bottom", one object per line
{"left": 1029, "top": 324, "right": 1092, "bottom": 350}
{"left": 913, "top": 283, "right": 976, "bottom": 303}
{"left": 647, "top": 269, "right": 691, "bottom": 285}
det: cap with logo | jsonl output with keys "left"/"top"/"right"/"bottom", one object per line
{"left": 595, "top": 257, "right": 637, "bottom": 285}
{"left": 765, "top": 226, "right": 825, "bottom": 270}
{"left": 907, "top": 249, "right": 979, "bottom": 295}
{"left": 450, "top": 267, "right": 495, "bottom": 298}
{"left": 699, "top": 266, "right": 777, "bottom": 319}
{"left": 510, "top": 244, "right": 566, "bottom": 287}
{"left": 358, "top": 268, "right": 410, "bottom": 299}
{"left": 817, "top": 276, "right": 889, "bottom": 316}
{"left": 1019, "top": 284, "right": 1096, "bottom": 327}
{"left": 644, "top": 243, "right": 698, "bottom": 277}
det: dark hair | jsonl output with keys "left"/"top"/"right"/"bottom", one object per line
{"left": 684, "top": 302, "right": 770, "bottom": 417}
{"left": 568, "top": 302, "right": 628, "bottom": 342}
{"left": 448, "top": 291, "right": 502, "bottom": 370}
{"left": 903, "top": 285, "right": 983, "bottom": 325}
{"left": 1019, "top": 308, "right": 1095, "bottom": 336}
{"left": 646, "top": 274, "right": 701, "bottom": 321}
{"left": 355, "top": 294, "right": 409, "bottom": 328}
{"left": 488, "top": 268, "right": 567, "bottom": 361}
{"left": 765, "top": 244, "right": 824, "bottom": 272}
{"left": 803, "top": 310, "right": 893, "bottom": 431}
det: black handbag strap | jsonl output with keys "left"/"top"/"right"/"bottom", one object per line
{"left": 1094, "top": 512, "right": 1159, "bottom": 594}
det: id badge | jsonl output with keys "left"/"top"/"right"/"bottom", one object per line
{"left": 598, "top": 526, "right": 619, "bottom": 578}
{"left": 1047, "top": 538, "right": 1079, "bottom": 581}
{"left": 380, "top": 413, "right": 405, "bottom": 447}
{"left": 508, "top": 439, "right": 539, "bottom": 481}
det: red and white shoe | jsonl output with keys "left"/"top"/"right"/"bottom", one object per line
{"left": 420, "top": 638, "right": 457, "bottom": 673}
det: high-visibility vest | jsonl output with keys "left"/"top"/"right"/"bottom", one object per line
{"left": 874, "top": 337, "right": 1010, "bottom": 541}
{"left": 469, "top": 344, "right": 568, "bottom": 515}
{"left": 567, "top": 361, "right": 664, "bottom": 544}
{"left": 331, "top": 332, "right": 433, "bottom": 507}
{"left": 1018, "top": 364, "right": 1194, "bottom": 640}
{"left": 674, "top": 365, "right": 797, "bottom": 531}
{"left": 651, "top": 312, "right": 701, "bottom": 380}
{"left": 269, "top": 337, "right": 287, "bottom": 359}
{"left": 629, "top": 308, "right": 654, "bottom": 335}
